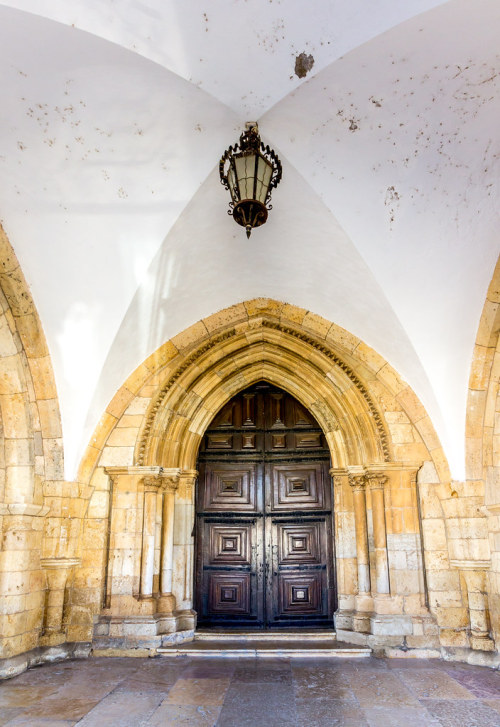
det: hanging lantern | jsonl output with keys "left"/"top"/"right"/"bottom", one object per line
{"left": 219, "top": 123, "right": 282, "bottom": 238}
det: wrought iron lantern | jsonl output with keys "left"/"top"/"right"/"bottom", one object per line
{"left": 219, "top": 123, "right": 282, "bottom": 238}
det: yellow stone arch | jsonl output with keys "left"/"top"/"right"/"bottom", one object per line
{"left": 137, "top": 319, "right": 391, "bottom": 471}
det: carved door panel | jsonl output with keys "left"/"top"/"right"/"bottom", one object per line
{"left": 196, "top": 461, "right": 265, "bottom": 626}
{"left": 196, "top": 382, "right": 334, "bottom": 628}
{"left": 265, "top": 462, "right": 333, "bottom": 626}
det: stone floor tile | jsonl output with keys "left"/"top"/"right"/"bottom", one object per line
{"left": 441, "top": 666, "right": 500, "bottom": 698}
{"left": 233, "top": 661, "right": 292, "bottom": 683}
{"left": 181, "top": 662, "right": 236, "bottom": 679}
{"left": 350, "top": 671, "right": 421, "bottom": 707}
{"left": 75, "top": 691, "right": 164, "bottom": 727}
{"left": 387, "top": 658, "right": 443, "bottom": 670}
{"left": 14, "top": 696, "right": 100, "bottom": 721}
{"left": 218, "top": 682, "right": 297, "bottom": 727}
{"left": 483, "top": 698, "right": 500, "bottom": 714}
{"left": 0, "top": 685, "right": 60, "bottom": 708}
{"left": 363, "top": 705, "right": 442, "bottom": 726}
{"left": 395, "top": 667, "right": 476, "bottom": 699}
{"left": 164, "top": 677, "right": 231, "bottom": 705}
{"left": 293, "top": 665, "right": 355, "bottom": 700}
{"left": 0, "top": 710, "right": 23, "bottom": 726}
{"left": 3, "top": 720, "right": 75, "bottom": 727}
{"left": 146, "top": 703, "right": 222, "bottom": 726}
{"left": 423, "top": 698, "right": 500, "bottom": 727}
{"left": 295, "top": 698, "right": 368, "bottom": 727}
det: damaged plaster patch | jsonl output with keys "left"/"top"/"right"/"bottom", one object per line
{"left": 295, "top": 52, "right": 314, "bottom": 79}
{"left": 385, "top": 186, "right": 401, "bottom": 226}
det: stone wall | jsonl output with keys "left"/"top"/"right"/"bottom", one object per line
{"left": 2, "top": 257, "right": 500, "bottom": 673}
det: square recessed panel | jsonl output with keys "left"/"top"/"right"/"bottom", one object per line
{"left": 209, "top": 573, "right": 251, "bottom": 615}
{"left": 294, "top": 432, "right": 322, "bottom": 448}
{"left": 208, "top": 524, "right": 251, "bottom": 564}
{"left": 202, "top": 464, "right": 257, "bottom": 511}
{"left": 270, "top": 464, "right": 325, "bottom": 510}
{"left": 278, "top": 522, "right": 321, "bottom": 564}
{"left": 221, "top": 587, "right": 237, "bottom": 602}
{"left": 292, "top": 587, "right": 308, "bottom": 601}
{"left": 207, "top": 434, "right": 233, "bottom": 449}
{"left": 279, "top": 574, "right": 322, "bottom": 614}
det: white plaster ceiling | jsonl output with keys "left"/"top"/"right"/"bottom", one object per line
{"left": 0, "top": 0, "right": 498, "bottom": 479}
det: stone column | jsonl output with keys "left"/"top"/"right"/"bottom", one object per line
{"left": 157, "top": 472, "right": 180, "bottom": 614}
{"left": 451, "top": 559, "right": 495, "bottom": 652}
{"left": 172, "top": 470, "right": 197, "bottom": 631}
{"left": 348, "top": 469, "right": 372, "bottom": 616}
{"left": 140, "top": 476, "right": 160, "bottom": 599}
{"left": 40, "top": 557, "right": 81, "bottom": 646}
{"left": 366, "top": 472, "right": 390, "bottom": 601}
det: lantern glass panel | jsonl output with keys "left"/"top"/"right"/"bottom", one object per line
{"left": 235, "top": 154, "right": 257, "bottom": 200}
{"left": 255, "top": 155, "right": 273, "bottom": 204}
{"left": 227, "top": 163, "right": 238, "bottom": 203}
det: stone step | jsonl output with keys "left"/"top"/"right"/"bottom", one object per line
{"left": 157, "top": 637, "right": 371, "bottom": 658}
{"left": 194, "top": 629, "right": 337, "bottom": 642}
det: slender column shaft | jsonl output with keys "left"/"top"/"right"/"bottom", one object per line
{"left": 349, "top": 474, "right": 371, "bottom": 595}
{"left": 44, "top": 568, "right": 69, "bottom": 632}
{"left": 367, "top": 473, "right": 390, "bottom": 595}
{"left": 140, "top": 485, "right": 158, "bottom": 598}
{"left": 156, "top": 475, "right": 180, "bottom": 614}
{"left": 464, "top": 569, "right": 490, "bottom": 638}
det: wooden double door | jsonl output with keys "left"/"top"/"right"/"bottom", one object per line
{"left": 195, "top": 382, "right": 335, "bottom": 629}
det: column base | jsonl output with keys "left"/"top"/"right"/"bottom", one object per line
{"left": 39, "top": 631, "right": 67, "bottom": 648}
{"left": 470, "top": 634, "right": 496, "bottom": 652}
{"left": 353, "top": 613, "right": 371, "bottom": 633}
{"left": 156, "top": 594, "right": 176, "bottom": 615}
{"left": 355, "top": 593, "right": 373, "bottom": 613}
{"left": 92, "top": 610, "right": 197, "bottom": 654}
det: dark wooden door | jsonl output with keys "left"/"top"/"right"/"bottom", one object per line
{"left": 195, "top": 382, "right": 335, "bottom": 628}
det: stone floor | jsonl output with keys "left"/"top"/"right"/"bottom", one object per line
{"left": 1, "top": 655, "right": 500, "bottom": 726}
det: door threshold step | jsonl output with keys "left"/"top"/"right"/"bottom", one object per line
{"left": 194, "top": 629, "right": 337, "bottom": 642}
{"left": 157, "top": 639, "right": 371, "bottom": 658}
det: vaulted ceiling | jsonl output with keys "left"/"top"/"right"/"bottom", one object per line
{"left": 0, "top": 0, "right": 498, "bottom": 478}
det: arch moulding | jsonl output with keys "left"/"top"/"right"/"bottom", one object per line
{"left": 80, "top": 300, "right": 454, "bottom": 654}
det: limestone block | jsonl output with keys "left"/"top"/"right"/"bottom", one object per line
{"left": 99, "top": 446, "right": 135, "bottom": 467}
{"left": 388, "top": 424, "right": 414, "bottom": 444}
{"left": 475, "top": 299, "right": 499, "bottom": 347}
{"left": 0, "top": 393, "right": 30, "bottom": 439}
{"left": 42, "top": 438, "right": 64, "bottom": 480}
{"left": 433, "top": 606, "right": 469, "bottom": 629}
{"left": 393, "top": 570, "right": 421, "bottom": 595}
{"left": 370, "top": 614, "right": 413, "bottom": 636}
{"left": 439, "top": 628, "right": 469, "bottom": 647}
{"left": 107, "top": 427, "right": 139, "bottom": 447}
{"left": 429, "top": 590, "right": 464, "bottom": 609}
{"left": 171, "top": 320, "right": 209, "bottom": 352}
{"left": 0, "top": 314, "right": 19, "bottom": 356}
{"left": 427, "top": 570, "right": 460, "bottom": 592}
{"left": 421, "top": 519, "right": 448, "bottom": 550}
{"left": 37, "top": 399, "right": 62, "bottom": 438}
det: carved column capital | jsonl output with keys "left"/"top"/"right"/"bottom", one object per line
{"left": 348, "top": 474, "right": 366, "bottom": 492}
{"left": 142, "top": 475, "right": 163, "bottom": 492}
{"left": 365, "top": 472, "right": 388, "bottom": 491}
{"left": 161, "top": 476, "right": 180, "bottom": 494}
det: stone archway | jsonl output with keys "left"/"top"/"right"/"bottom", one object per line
{"left": 89, "top": 303, "right": 437, "bottom": 651}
